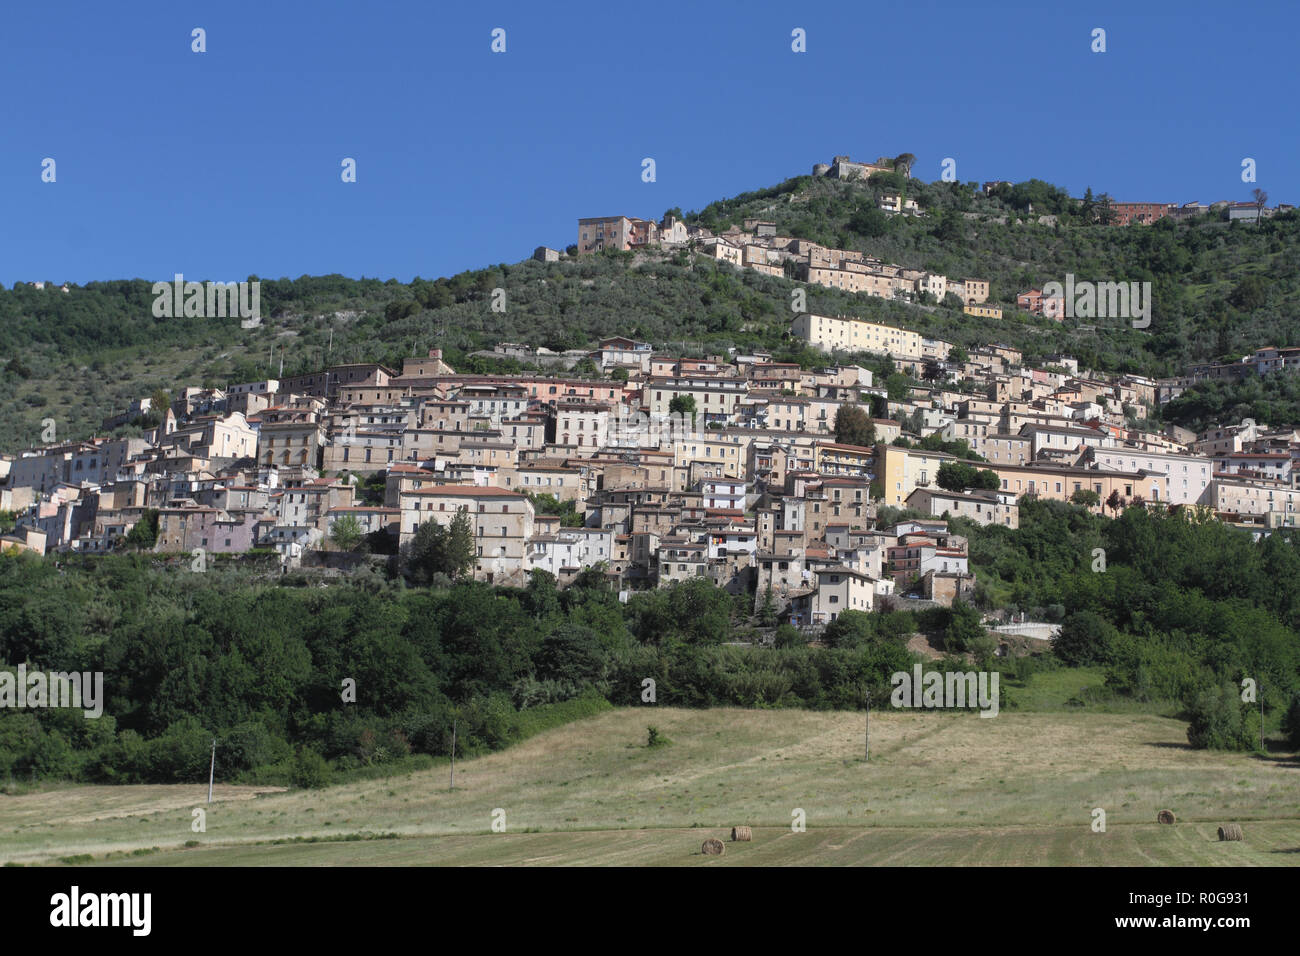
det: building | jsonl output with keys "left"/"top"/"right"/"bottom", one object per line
{"left": 905, "top": 487, "right": 1019, "bottom": 528}
{"left": 1017, "top": 288, "right": 1066, "bottom": 319}
{"left": 397, "top": 485, "right": 536, "bottom": 583}
{"left": 1109, "top": 202, "right": 1173, "bottom": 226}
{"left": 791, "top": 314, "right": 949, "bottom": 361}
{"left": 577, "top": 216, "right": 634, "bottom": 254}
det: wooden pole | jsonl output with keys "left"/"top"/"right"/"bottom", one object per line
{"left": 207, "top": 739, "right": 216, "bottom": 804}
{"left": 864, "top": 689, "right": 870, "bottom": 762}
{"left": 450, "top": 718, "right": 457, "bottom": 791}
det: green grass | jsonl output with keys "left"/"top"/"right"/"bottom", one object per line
{"left": 1003, "top": 666, "right": 1108, "bottom": 711}
{"left": 3, "top": 706, "right": 1297, "bottom": 866}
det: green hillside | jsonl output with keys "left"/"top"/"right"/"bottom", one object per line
{"left": 2, "top": 171, "right": 1298, "bottom": 449}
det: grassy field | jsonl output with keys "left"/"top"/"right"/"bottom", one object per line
{"left": 2, "top": 703, "right": 1298, "bottom": 866}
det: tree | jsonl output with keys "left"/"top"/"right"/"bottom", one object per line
{"left": 523, "top": 568, "right": 560, "bottom": 619}
{"left": 1252, "top": 187, "right": 1268, "bottom": 226}
{"left": 124, "top": 509, "right": 159, "bottom": 550}
{"left": 147, "top": 388, "right": 171, "bottom": 428}
{"left": 1229, "top": 275, "right": 1268, "bottom": 311}
{"left": 1097, "top": 193, "right": 1114, "bottom": 226}
{"left": 823, "top": 610, "right": 873, "bottom": 649}
{"left": 1070, "top": 488, "right": 1101, "bottom": 508}
{"left": 405, "top": 507, "right": 477, "bottom": 584}
{"left": 773, "top": 623, "right": 803, "bottom": 648}
{"left": 1052, "top": 610, "right": 1115, "bottom": 665}
{"left": 948, "top": 346, "right": 969, "bottom": 363}
{"left": 936, "top": 461, "right": 979, "bottom": 492}
{"left": 932, "top": 209, "right": 962, "bottom": 242}
{"left": 884, "top": 373, "right": 913, "bottom": 401}
{"left": 1186, "top": 682, "right": 1261, "bottom": 751}
{"left": 610, "top": 366, "right": 629, "bottom": 383}
{"left": 329, "top": 513, "right": 364, "bottom": 552}
{"left": 669, "top": 394, "right": 697, "bottom": 424}
{"left": 848, "top": 205, "right": 889, "bottom": 238}
{"left": 944, "top": 600, "right": 986, "bottom": 653}
{"left": 759, "top": 585, "right": 777, "bottom": 627}
{"left": 1283, "top": 696, "right": 1300, "bottom": 750}
{"left": 534, "top": 624, "right": 605, "bottom": 684}
{"left": 892, "top": 153, "right": 917, "bottom": 179}
{"left": 1105, "top": 489, "right": 1122, "bottom": 516}
{"left": 444, "top": 508, "right": 476, "bottom": 580}
{"left": 833, "top": 404, "right": 875, "bottom": 447}
{"left": 291, "top": 747, "right": 332, "bottom": 788}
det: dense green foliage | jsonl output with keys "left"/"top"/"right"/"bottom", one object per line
{"left": 401, "top": 508, "right": 475, "bottom": 584}
{"left": 0, "top": 558, "right": 924, "bottom": 784}
{"left": 960, "top": 498, "right": 1300, "bottom": 748}
{"left": 1162, "top": 372, "right": 1300, "bottom": 431}
{"left": 936, "top": 461, "right": 999, "bottom": 492}
{"left": 833, "top": 404, "right": 875, "bottom": 447}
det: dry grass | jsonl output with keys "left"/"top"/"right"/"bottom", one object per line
{"left": 2, "top": 708, "right": 1298, "bottom": 866}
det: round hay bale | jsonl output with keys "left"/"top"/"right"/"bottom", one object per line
{"left": 731, "top": 826, "right": 753, "bottom": 842}
{"left": 1217, "top": 823, "right": 1244, "bottom": 842}
{"left": 701, "top": 838, "right": 725, "bottom": 856}
{"left": 1157, "top": 810, "right": 1176, "bottom": 825}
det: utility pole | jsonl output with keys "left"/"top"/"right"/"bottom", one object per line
{"left": 207, "top": 739, "right": 216, "bottom": 804}
{"left": 449, "top": 718, "right": 457, "bottom": 791}
{"left": 1259, "top": 677, "right": 1265, "bottom": 753}
{"left": 864, "top": 689, "right": 870, "bottom": 762}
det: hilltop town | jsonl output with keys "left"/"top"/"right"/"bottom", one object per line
{"left": 6, "top": 272, "right": 1300, "bottom": 629}
{"left": 5, "top": 153, "right": 1300, "bottom": 633}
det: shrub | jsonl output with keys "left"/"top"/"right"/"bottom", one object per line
{"left": 291, "top": 748, "right": 332, "bottom": 789}
{"left": 1053, "top": 611, "right": 1117, "bottom": 666}
{"left": 1186, "top": 683, "right": 1261, "bottom": 751}
{"left": 1282, "top": 696, "right": 1300, "bottom": 750}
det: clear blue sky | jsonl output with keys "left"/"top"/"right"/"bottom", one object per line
{"left": 2, "top": 0, "right": 1295, "bottom": 287}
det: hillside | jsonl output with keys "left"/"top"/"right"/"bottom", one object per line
{"left": 3, "top": 171, "right": 1299, "bottom": 450}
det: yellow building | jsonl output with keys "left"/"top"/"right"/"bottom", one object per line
{"left": 877, "top": 443, "right": 962, "bottom": 506}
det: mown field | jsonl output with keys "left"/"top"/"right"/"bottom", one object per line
{"left": 3, "top": 701, "right": 1298, "bottom": 866}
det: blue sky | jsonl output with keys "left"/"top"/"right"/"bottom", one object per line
{"left": 2, "top": 0, "right": 1295, "bottom": 287}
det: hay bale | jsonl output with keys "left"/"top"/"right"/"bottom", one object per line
{"left": 1217, "top": 823, "right": 1244, "bottom": 842}
{"left": 1157, "top": 810, "right": 1176, "bottom": 824}
{"left": 701, "top": 838, "right": 725, "bottom": 856}
{"left": 731, "top": 826, "right": 752, "bottom": 842}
